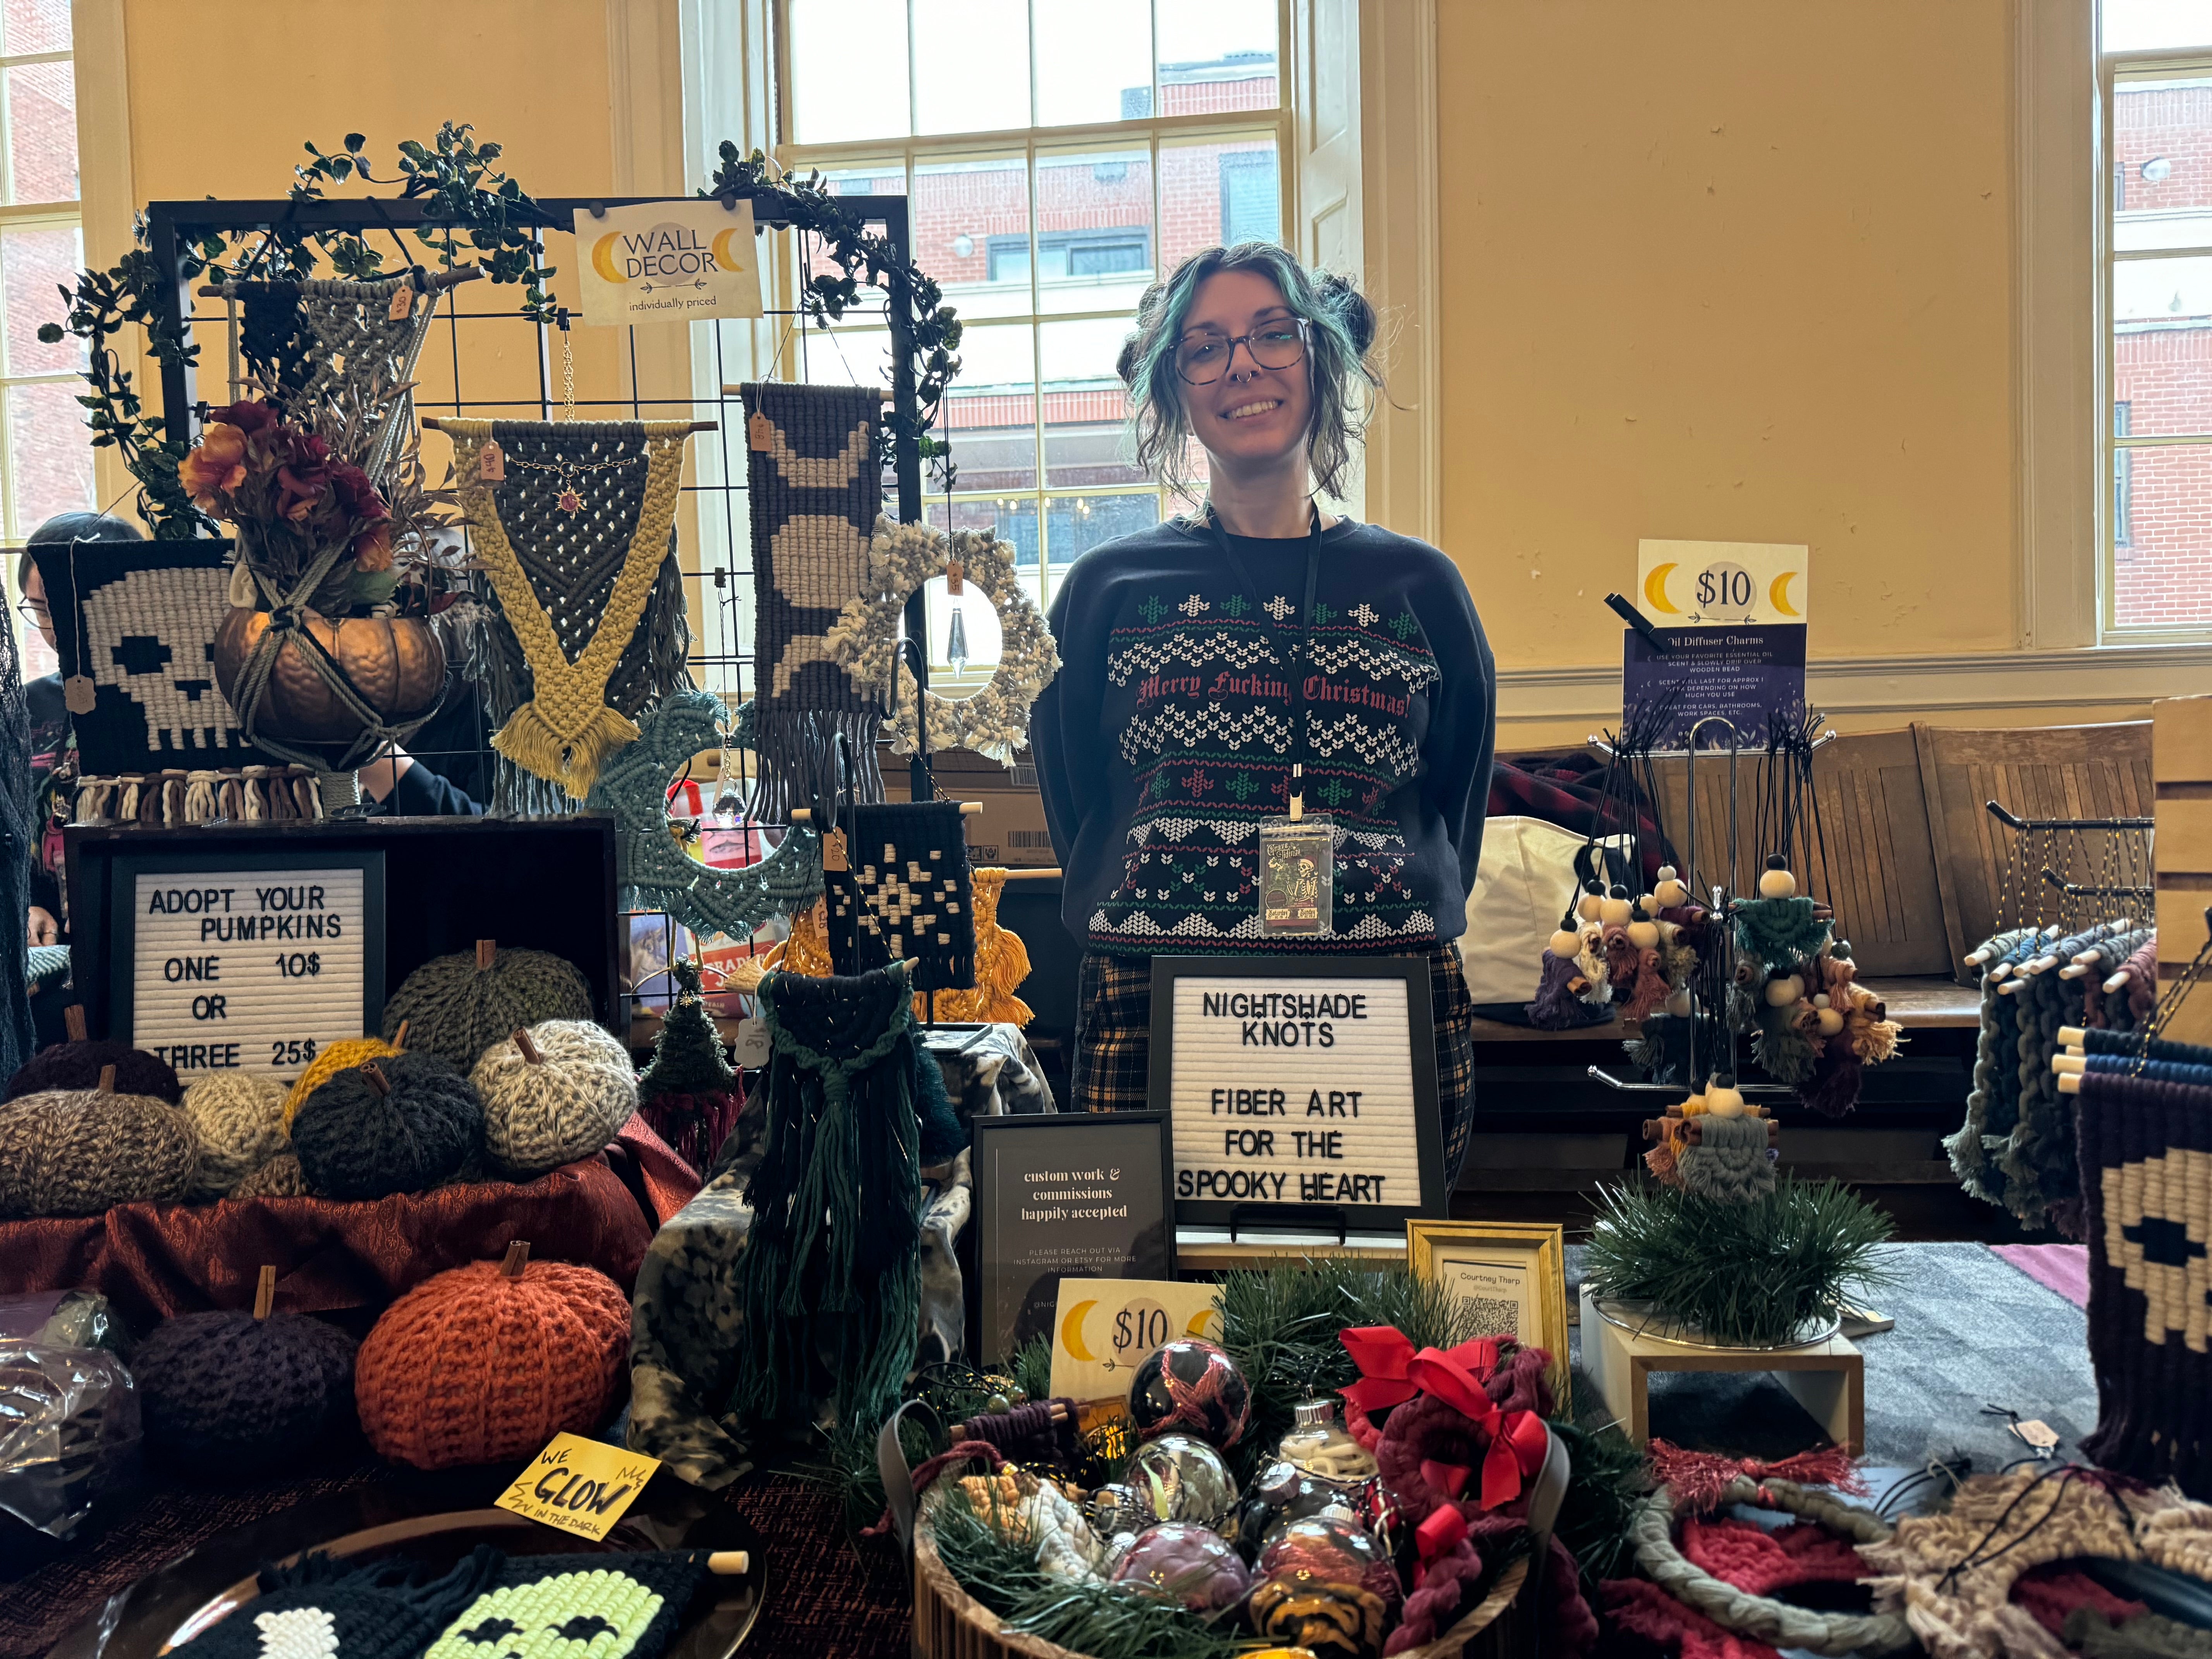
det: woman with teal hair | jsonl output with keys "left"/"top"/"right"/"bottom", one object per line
{"left": 1032, "top": 242, "right": 1496, "bottom": 1187}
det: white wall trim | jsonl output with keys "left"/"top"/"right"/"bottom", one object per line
{"left": 70, "top": 0, "right": 136, "bottom": 520}
{"left": 1495, "top": 642, "right": 2212, "bottom": 730}
{"left": 1357, "top": 0, "right": 1440, "bottom": 549}
{"left": 2015, "top": 0, "right": 2099, "bottom": 650}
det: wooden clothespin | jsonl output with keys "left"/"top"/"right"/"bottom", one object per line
{"left": 502, "top": 1240, "right": 531, "bottom": 1278}
{"left": 254, "top": 1265, "right": 277, "bottom": 1319}
{"left": 477, "top": 939, "right": 498, "bottom": 970}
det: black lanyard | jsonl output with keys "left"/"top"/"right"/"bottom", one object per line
{"left": 1206, "top": 506, "right": 1326, "bottom": 820}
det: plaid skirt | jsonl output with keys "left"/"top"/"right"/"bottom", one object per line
{"left": 1070, "top": 944, "right": 1478, "bottom": 1186}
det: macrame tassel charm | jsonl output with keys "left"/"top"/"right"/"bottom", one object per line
{"left": 184, "top": 770, "right": 218, "bottom": 824}
{"left": 1622, "top": 947, "right": 1671, "bottom": 1022}
{"left": 1675, "top": 1110, "right": 1776, "bottom": 1202}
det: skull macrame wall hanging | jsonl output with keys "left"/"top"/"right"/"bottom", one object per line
{"left": 31, "top": 538, "right": 289, "bottom": 777}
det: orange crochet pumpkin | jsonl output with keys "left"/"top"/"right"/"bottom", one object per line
{"left": 354, "top": 1257, "right": 629, "bottom": 1469}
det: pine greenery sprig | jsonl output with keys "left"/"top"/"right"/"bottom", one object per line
{"left": 1549, "top": 1419, "right": 1648, "bottom": 1588}
{"left": 1214, "top": 1257, "right": 1483, "bottom": 1482}
{"left": 1582, "top": 1175, "right": 1896, "bottom": 1348}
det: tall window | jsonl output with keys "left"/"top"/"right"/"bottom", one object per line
{"left": 2103, "top": 2, "right": 2212, "bottom": 633}
{"left": 776, "top": 0, "right": 1287, "bottom": 672}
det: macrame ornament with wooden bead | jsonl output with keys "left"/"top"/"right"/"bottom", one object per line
{"left": 471, "top": 1020, "right": 637, "bottom": 1179}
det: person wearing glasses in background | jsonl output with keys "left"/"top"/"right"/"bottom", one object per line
{"left": 1032, "top": 243, "right": 1496, "bottom": 1189}
{"left": 16, "top": 512, "right": 145, "bottom": 950}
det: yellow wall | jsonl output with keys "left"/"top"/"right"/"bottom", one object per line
{"left": 117, "top": 0, "right": 632, "bottom": 447}
{"left": 1436, "top": 0, "right": 2017, "bottom": 672}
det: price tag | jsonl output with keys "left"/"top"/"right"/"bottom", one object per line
{"left": 63, "top": 675, "right": 96, "bottom": 715}
{"left": 388, "top": 283, "right": 414, "bottom": 321}
{"left": 822, "top": 827, "right": 848, "bottom": 873}
{"left": 1049, "top": 1277, "right": 1221, "bottom": 1405}
{"left": 129, "top": 866, "right": 370, "bottom": 1079}
{"left": 748, "top": 412, "right": 773, "bottom": 451}
{"left": 479, "top": 441, "right": 505, "bottom": 482}
{"left": 945, "top": 558, "right": 964, "bottom": 597}
{"left": 495, "top": 1432, "right": 660, "bottom": 1541}
{"left": 2011, "top": 1419, "right": 2061, "bottom": 1455}
{"left": 732, "top": 1017, "right": 771, "bottom": 1068}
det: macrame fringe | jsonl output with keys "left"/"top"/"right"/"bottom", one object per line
{"left": 751, "top": 709, "right": 885, "bottom": 824}
{"left": 639, "top": 1087, "right": 745, "bottom": 1175}
{"left": 491, "top": 698, "right": 641, "bottom": 801}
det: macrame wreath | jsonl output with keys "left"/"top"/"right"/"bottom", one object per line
{"left": 585, "top": 689, "right": 823, "bottom": 941}
{"left": 828, "top": 517, "right": 1059, "bottom": 763}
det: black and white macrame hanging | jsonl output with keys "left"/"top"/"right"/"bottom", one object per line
{"left": 738, "top": 381, "right": 886, "bottom": 822}
{"left": 825, "top": 800, "right": 976, "bottom": 993}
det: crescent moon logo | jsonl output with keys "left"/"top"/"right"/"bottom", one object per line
{"left": 1769, "top": 570, "right": 1801, "bottom": 618}
{"left": 711, "top": 227, "right": 743, "bottom": 272}
{"left": 1060, "top": 1299, "right": 1099, "bottom": 1363}
{"left": 1642, "top": 561, "right": 1680, "bottom": 615}
{"left": 591, "top": 233, "right": 624, "bottom": 287}
{"left": 1184, "top": 1307, "right": 1218, "bottom": 1338}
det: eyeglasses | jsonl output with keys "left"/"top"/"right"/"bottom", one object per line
{"left": 1174, "top": 320, "right": 1307, "bottom": 386}
{"left": 14, "top": 600, "right": 48, "bottom": 626}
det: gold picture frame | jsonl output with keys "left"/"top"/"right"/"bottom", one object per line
{"left": 1406, "top": 1219, "right": 1571, "bottom": 1413}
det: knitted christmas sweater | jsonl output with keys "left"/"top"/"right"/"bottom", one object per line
{"left": 1035, "top": 517, "right": 1495, "bottom": 955}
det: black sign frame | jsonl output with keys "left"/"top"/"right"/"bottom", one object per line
{"left": 1147, "top": 954, "right": 1446, "bottom": 1231}
{"left": 969, "top": 1111, "right": 1176, "bottom": 1369}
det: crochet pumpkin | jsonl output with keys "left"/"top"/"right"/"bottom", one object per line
{"left": 380, "top": 940, "right": 595, "bottom": 1072}
{"left": 291, "top": 1053, "right": 484, "bottom": 1200}
{"left": 134, "top": 1309, "right": 358, "bottom": 1475}
{"left": 471, "top": 1020, "right": 637, "bottom": 1179}
{"left": 0, "top": 1073, "right": 199, "bottom": 1216}
{"left": 354, "top": 1250, "right": 630, "bottom": 1470}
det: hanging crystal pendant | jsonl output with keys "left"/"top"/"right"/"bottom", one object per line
{"left": 945, "top": 599, "right": 970, "bottom": 674}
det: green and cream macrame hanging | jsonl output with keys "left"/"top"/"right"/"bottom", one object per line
{"left": 445, "top": 417, "right": 695, "bottom": 800}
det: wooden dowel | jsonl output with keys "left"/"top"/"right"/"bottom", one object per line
{"left": 994, "top": 866, "right": 1062, "bottom": 880}
{"left": 723, "top": 383, "right": 890, "bottom": 401}
{"left": 2104, "top": 969, "right": 2134, "bottom": 994}
{"left": 707, "top": 1551, "right": 751, "bottom": 1575}
{"left": 950, "top": 1402, "right": 1072, "bottom": 1441}
{"left": 789, "top": 802, "right": 984, "bottom": 824}
{"left": 420, "top": 416, "right": 719, "bottom": 435}
{"left": 477, "top": 938, "right": 497, "bottom": 970}
{"left": 198, "top": 267, "right": 484, "bottom": 298}
{"left": 502, "top": 1240, "right": 531, "bottom": 1278}
{"left": 2059, "top": 1025, "right": 2088, "bottom": 1046}
{"left": 2052, "top": 1053, "right": 2086, "bottom": 1075}
{"left": 514, "top": 1026, "right": 544, "bottom": 1065}
{"left": 2059, "top": 1072, "right": 2083, "bottom": 1095}
{"left": 254, "top": 1265, "right": 276, "bottom": 1320}
{"left": 64, "top": 1004, "right": 86, "bottom": 1043}
{"left": 2059, "top": 963, "right": 2091, "bottom": 979}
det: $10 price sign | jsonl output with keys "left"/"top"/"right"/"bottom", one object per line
{"left": 1049, "top": 1277, "right": 1222, "bottom": 1405}
{"left": 130, "top": 867, "right": 368, "bottom": 1078}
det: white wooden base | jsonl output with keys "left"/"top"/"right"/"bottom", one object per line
{"left": 1580, "top": 1286, "right": 1865, "bottom": 1454}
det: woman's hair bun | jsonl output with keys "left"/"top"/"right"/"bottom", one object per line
{"left": 1317, "top": 270, "right": 1377, "bottom": 359}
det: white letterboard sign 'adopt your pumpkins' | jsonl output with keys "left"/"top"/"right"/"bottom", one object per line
{"left": 1146, "top": 956, "right": 1446, "bottom": 1229}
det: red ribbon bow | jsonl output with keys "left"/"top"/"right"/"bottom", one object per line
{"left": 1338, "top": 1326, "right": 1551, "bottom": 1510}
{"left": 1413, "top": 1504, "right": 1467, "bottom": 1587}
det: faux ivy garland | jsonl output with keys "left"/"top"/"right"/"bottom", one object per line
{"left": 827, "top": 517, "right": 1060, "bottom": 764}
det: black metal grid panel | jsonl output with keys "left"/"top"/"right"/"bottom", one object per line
{"left": 141, "top": 193, "right": 933, "bottom": 807}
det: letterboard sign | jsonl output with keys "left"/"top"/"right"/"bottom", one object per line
{"left": 108, "top": 849, "right": 385, "bottom": 1079}
{"left": 1148, "top": 955, "right": 1445, "bottom": 1228}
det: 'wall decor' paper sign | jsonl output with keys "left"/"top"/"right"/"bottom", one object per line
{"left": 972, "top": 1113, "right": 1174, "bottom": 1367}
{"left": 574, "top": 198, "right": 764, "bottom": 326}
{"left": 1637, "top": 539, "right": 1810, "bottom": 627}
{"left": 1050, "top": 1276, "right": 1222, "bottom": 1406}
{"left": 495, "top": 1432, "right": 661, "bottom": 1541}
{"left": 129, "top": 866, "right": 372, "bottom": 1078}
{"left": 1148, "top": 957, "right": 1445, "bottom": 1228}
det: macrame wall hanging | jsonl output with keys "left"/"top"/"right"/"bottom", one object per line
{"left": 442, "top": 417, "right": 695, "bottom": 804}
{"left": 212, "top": 267, "right": 477, "bottom": 488}
{"left": 0, "top": 598, "right": 34, "bottom": 1085}
{"left": 30, "top": 539, "right": 289, "bottom": 777}
{"left": 738, "top": 381, "right": 886, "bottom": 821}
{"left": 825, "top": 800, "right": 976, "bottom": 993}
{"left": 735, "top": 962, "right": 923, "bottom": 1436}
{"left": 584, "top": 689, "right": 823, "bottom": 941}
{"left": 828, "top": 517, "right": 1060, "bottom": 763}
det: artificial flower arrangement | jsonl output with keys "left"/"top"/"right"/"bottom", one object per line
{"left": 179, "top": 396, "right": 438, "bottom": 620}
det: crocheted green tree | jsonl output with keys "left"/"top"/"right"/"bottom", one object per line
{"left": 637, "top": 958, "right": 741, "bottom": 1172}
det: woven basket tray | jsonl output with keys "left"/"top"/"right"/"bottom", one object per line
{"left": 912, "top": 1524, "right": 1528, "bottom": 1659}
